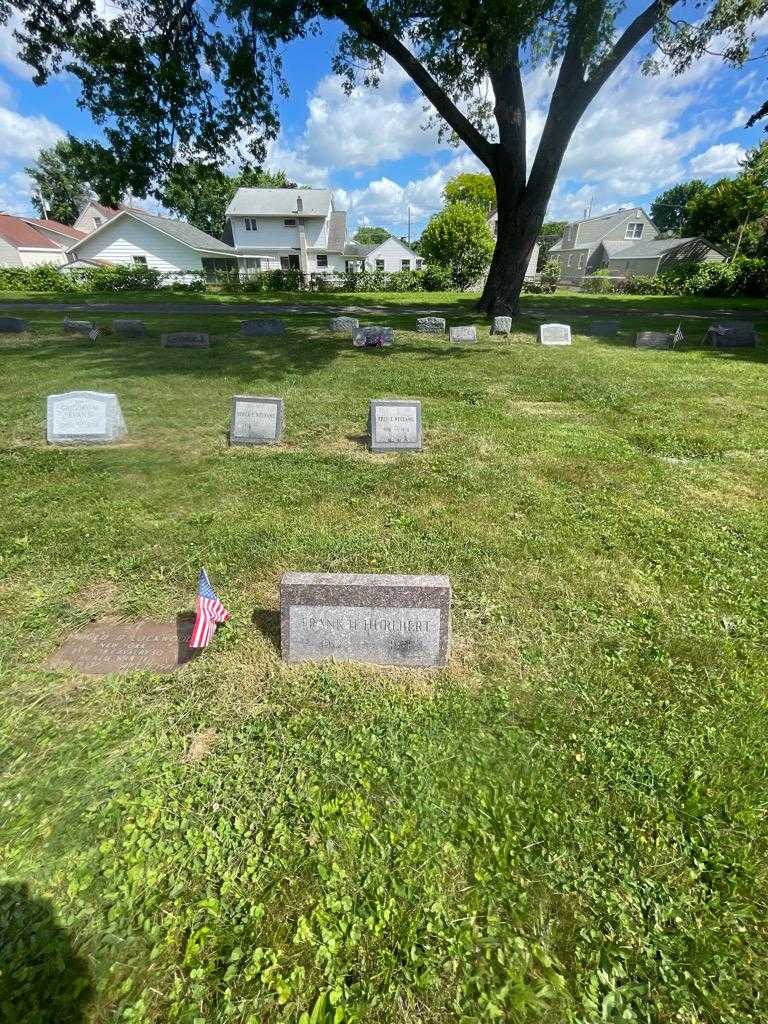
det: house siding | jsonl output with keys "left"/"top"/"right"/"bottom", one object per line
{"left": 0, "top": 237, "right": 22, "bottom": 266}
{"left": 364, "top": 236, "right": 421, "bottom": 272}
{"left": 73, "top": 203, "right": 114, "bottom": 235}
{"left": 229, "top": 215, "right": 329, "bottom": 252}
{"left": 73, "top": 216, "right": 205, "bottom": 272}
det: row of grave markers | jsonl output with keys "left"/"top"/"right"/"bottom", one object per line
{"left": 45, "top": 391, "right": 424, "bottom": 450}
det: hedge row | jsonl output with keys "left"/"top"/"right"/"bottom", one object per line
{"left": 0, "top": 264, "right": 204, "bottom": 293}
{"left": 583, "top": 258, "right": 768, "bottom": 298}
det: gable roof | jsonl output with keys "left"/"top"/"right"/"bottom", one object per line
{"left": 83, "top": 200, "right": 124, "bottom": 220}
{"left": 226, "top": 188, "right": 333, "bottom": 217}
{"left": 606, "top": 236, "right": 723, "bottom": 260}
{"left": 363, "top": 236, "right": 421, "bottom": 260}
{"left": 0, "top": 214, "right": 62, "bottom": 250}
{"left": 69, "top": 207, "right": 235, "bottom": 255}
{"left": 23, "top": 217, "right": 87, "bottom": 240}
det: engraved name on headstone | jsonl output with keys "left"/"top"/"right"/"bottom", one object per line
{"left": 449, "top": 325, "right": 477, "bottom": 343}
{"left": 280, "top": 572, "right": 451, "bottom": 667}
{"left": 161, "top": 332, "right": 210, "bottom": 348}
{"left": 230, "top": 395, "right": 284, "bottom": 445}
{"left": 538, "top": 323, "right": 572, "bottom": 346}
{"left": 0, "top": 316, "right": 26, "bottom": 333}
{"left": 330, "top": 316, "right": 360, "bottom": 333}
{"left": 635, "top": 331, "right": 672, "bottom": 349}
{"left": 369, "top": 399, "right": 422, "bottom": 452}
{"left": 416, "top": 317, "right": 446, "bottom": 333}
{"left": 708, "top": 322, "right": 758, "bottom": 349}
{"left": 241, "top": 319, "right": 286, "bottom": 336}
{"left": 46, "top": 391, "right": 127, "bottom": 445}
{"left": 46, "top": 619, "right": 195, "bottom": 675}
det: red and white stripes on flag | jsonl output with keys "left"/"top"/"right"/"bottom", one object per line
{"left": 189, "top": 568, "right": 230, "bottom": 649}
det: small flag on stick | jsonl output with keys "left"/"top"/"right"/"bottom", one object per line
{"left": 189, "top": 568, "right": 230, "bottom": 649}
{"left": 672, "top": 322, "right": 685, "bottom": 348}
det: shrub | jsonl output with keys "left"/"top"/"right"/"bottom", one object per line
{"left": 420, "top": 264, "right": 454, "bottom": 292}
{"left": 420, "top": 202, "right": 495, "bottom": 290}
{"left": 539, "top": 258, "right": 561, "bottom": 292}
{"left": 582, "top": 269, "right": 617, "bottom": 294}
{"left": 618, "top": 258, "right": 768, "bottom": 298}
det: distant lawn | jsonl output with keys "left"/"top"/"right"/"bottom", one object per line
{"left": 1, "top": 311, "right": 767, "bottom": 1022}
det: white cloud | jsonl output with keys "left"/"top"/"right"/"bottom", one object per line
{"left": 689, "top": 142, "right": 746, "bottom": 176}
{"left": 0, "top": 106, "right": 64, "bottom": 167}
{"left": 0, "top": 13, "right": 35, "bottom": 80}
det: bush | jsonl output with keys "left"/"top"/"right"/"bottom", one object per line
{"left": 420, "top": 202, "right": 494, "bottom": 290}
{"left": 420, "top": 264, "right": 454, "bottom": 291}
{"left": 618, "top": 258, "right": 768, "bottom": 298}
{"left": 582, "top": 269, "right": 617, "bottom": 294}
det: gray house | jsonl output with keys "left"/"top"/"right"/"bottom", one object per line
{"left": 549, "top": 207, "right": 726, "bottom": 282}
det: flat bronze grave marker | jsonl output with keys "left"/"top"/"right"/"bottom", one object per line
{"left": 46, "top": 619, "right": 196, "bottom": 675}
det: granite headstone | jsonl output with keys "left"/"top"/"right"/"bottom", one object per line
{"left": 161, "top": 332, "right": 210, "bottom": 348}
{"left": 229, "top": 395, "right": 284, "bottom": 446}
{"left": 353, "top": 326, "right": 394, "bottom": 348}
{"left": 46, "top": 619, "right": 195, "bottom": 675}
{"left": 112, "top": 319, "right": 146, "bottom": 337}
{"left": 449, "top": 325, "right": 477, "bottom": 343}
{"left": 491, "top": 317, "right": 512, "bottom": 335}
{"left": 707, "top": 322, "right": 758, "bottom": 349}
{"left": 280, "top": 572, "right": 451, "bottom": 667}
{"left": 635, "top": 331, "right": 672, "bottom": 349}
{"left": 590, "top": 321, "right": 621, "bottom": 336}
{"left": 0, "top": 316, "right": 26, "bottom": 333}
{"left": 329, "top": 316, "right": 360, "bottom": 333}
{"left": 63, "top": 319, "right": 95, "bottom": 335}
{"left": 241, "top": 319, "right": 286, "bottom": 336}
{"left": 369, "top": 399, "right": 422, "bottom": 452}
{"left": 538, "top": 323, "right": 572, "bottom": 346}
{"left": 46, "top": 390, "right": 126, "bottom": 445}
{"left": 416, "top": 317, "right": 446, "bottom": 333}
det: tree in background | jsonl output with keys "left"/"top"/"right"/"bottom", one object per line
{"left": 24, "top": 139, "right": 92, "bottom": 224}
{"left": 685, "top": 142, "right": 768, "bottom": 257}
{"left": 5, "top": 0, "right": 764, "bottom": 314}
{"left": 353, "top": 226, "right": 391, "bottom": 245}
{"left": 159, "top": 162, "right": 294, "bottom": 236}
{"left": 420, "top": 202, "right": 494, "bottom": 290}
{"left": 537, "top": 221, "right": 567, "bottom": 268}
{"left": 650, "top": 181, "right": 709, "bottom": 235}
{"left": 443, "top": 173, "right": 496, "bottom": 215}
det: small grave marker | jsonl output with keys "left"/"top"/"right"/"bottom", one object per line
{"left": 635, "top": 331, "right": 672, "bottom": 349}
{"left": 229, "top": 395, "right": 284, "bottom": 446}
{"left": 46, "top": 619, "right": 195, "bottom": 675}
{"left": 590, "top": 321, "right": 621, "bottom": 336}
{"left": 0, "top": 316, "right": 26, "bottom": 333}
{"left": 63, "top": 319, "right": 95, "bottom": 335}
{"left": 369, "top": 399, "right": 422, "bottom": 452}
{"left": 353, "top": 326, "right": 394, "bottom": 348}
{"left": 491, "top": 317, "right": 512, "bottom": 335}
{"left": 280, "top": 572, "right": 451, "bottom": 667}
{"left": 330, "top": 316, "right": 359, "bottom": 333}
{"left": 706, "top": 322, "right": 758, "bottom": 349}
{"left": 161, "top": 332, "right": 210, "bottom": 348}
{"left": 538, "top": 323, "right": 572, "bottom": 346}
{"left": 241, "top": 319, "right": 285, "bottom": 336}
{"left": 112, "top": 319, "right": 147, "bottom": 337}
{"left": 449, "top": 326, "right": 477, "bottom": 343}
{"left": 46, "top": 391, "right": 126, "bottom": 445}
{"left": 416, "top": 317, "right": 446, "bottom": 333}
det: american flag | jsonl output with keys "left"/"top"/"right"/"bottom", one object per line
{"left": 672, "top": 323, "right": 685, "bottom": 347}
{"left": 189, "top": 568, "right": 230, "bottom": 648}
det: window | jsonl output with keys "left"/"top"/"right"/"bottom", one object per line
{"left": 401, "top": 259, "right": 410, "bottom": 270}
{"left": 284, "top": 218, "right": 296, "bottom": 226}
{"left": 416, "top": 258, "right": 423, "bottom": 270}
{"left": 316, "top": 254, "right": 328, "bottom": 268}
{"left": 93, "top": 215, "right": 103, "bottom": 227}
{"left": 567, "top": 254, "right": 573, "bottom": 267}
{"left": 244, "top": 218, "right": 258, "bottom": 231}
{"left": 375, "top": 259, "right": 385, "bottom": 271}
{"left": 577, "top": 252, "right": 585, "bottom": 270}
{"left": 132, "top": 255, "right": 147, "bottom": 265}
{"left": 296, "top": 197, "right": 303, "bottom": 212}
{"left": 625, "top": 222, "right": 644, "bottom": 239}
{"left": 281, "top": 255, "right": 300, "bottom": 270}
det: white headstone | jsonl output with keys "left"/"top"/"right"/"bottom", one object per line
{"left": 46, "top": 391, "right": 126, "bottom": 445}
{"left": 369, "top": 399, "right": 422, "bottom": 452}
{"left": 229, "top": 395, "right": 284, "bottom": 445}
{"left": 538, "top": 323, "right": 572, "bottom": 346}
{"left": 449, "top": 326, "right": 477, "bottom": 343}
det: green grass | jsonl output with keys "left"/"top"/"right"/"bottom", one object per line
{"left": 1, "top": 301, "right": 768, "bottom": 1023}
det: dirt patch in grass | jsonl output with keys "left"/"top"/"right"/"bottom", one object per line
{"left": 69, "top": 581, "right": 120, "bottom": 613}
{"left": 182, "top": 728, "right": 219, "bottom": 763}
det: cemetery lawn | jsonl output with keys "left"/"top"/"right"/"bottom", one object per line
{"left": 1, "top": 306, "right": 768, "bottom": 1023}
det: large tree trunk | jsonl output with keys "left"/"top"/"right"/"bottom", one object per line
{"left": 479, "top": 183, "right": 545, "bottom": 316}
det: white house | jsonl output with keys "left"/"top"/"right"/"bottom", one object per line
{"left": 487, "top": 210, "right": 540, "bottom": 279}
{"left": 0, "top": 214, "right": 83, "bottom": 267}
{"left": 345, "top": 234, "right": 423, "bottom": 273}
{"left": 73, "top": 201, "right": 124, "bottom": 235}
{"left": 67, "top": 207, "right": 237, "bottom": 275}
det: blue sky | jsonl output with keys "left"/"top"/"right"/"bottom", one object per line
{"left": 0, "top": 8, "right": 766, "bottom": 236}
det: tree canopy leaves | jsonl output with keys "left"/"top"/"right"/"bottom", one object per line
{"left": 24, "top": 138, "right": 92, "bottom": 224}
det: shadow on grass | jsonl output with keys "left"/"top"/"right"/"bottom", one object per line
{"left": 582, "top": 329, "right": 768, "bottom": 365}
{"left": 251, "top": 608, "right": 280, "bottom": 653}
{"left": 0, "top": 881, "right": 94, "bottom": 1023}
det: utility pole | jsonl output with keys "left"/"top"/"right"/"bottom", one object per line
{"left": 408, "top": 204, "right": 411, "bottom": 245}
{"left": 37, "top": 190, "right": 49, "bottom": 219}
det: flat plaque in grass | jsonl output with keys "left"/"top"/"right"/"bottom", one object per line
{"left": 0, "top": 316, "right": 26, "bottom": 333}
{"left": 449, "top": 325, "right": 477, "bottom": 343}
{"left": 112, "top": 319, "right": 146, "bottom": 337}
{"left": 369, "top": 399, "right": 422, "bottom": 452}
{"left": 280, "top": 572, "right": 451, "bottom": 667}
{"left": 706, "top": 322, "right": 758, "bottom": 349}
{"left": 230, "top": 395, "right": 284, "bottom": 445}
{"left": 46, "top": 619, "right": 196, "bottom": 675}
{"left": 46, "top": 391, "right": 126, "bottom": 445}
{"left": 241, "top": 319, "right": 285, "bottom": 336}
{"left": 539, "top": 323, "right": 572, "bottom": 346}
{"left": 635, "top": 331, "right": 672, "bottom": 349}
{"left": 161, "top": 332, "right": 210, "bottom": 348}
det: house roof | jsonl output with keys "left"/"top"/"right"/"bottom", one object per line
{"left": 86, "top": 201, "right": 125, "bottom": 220}
{"left": 23, "top": 217, "right": 87, "bottom": 240}
{"left": 226, "top": 188, "right": 333, "bottom": 217}
{"left": 607, "top": 236, "right": 716, "bottom": 260}
{"left": 0, "top": 214, "right": 62, "bottom": 250}
{"left": 598, "top": 239, "right": 636, "bottom": 256}
{"left": 69, "top": 207, "right": 235, "bottom": 255}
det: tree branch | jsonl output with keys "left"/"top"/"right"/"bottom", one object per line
{"left": 584, "top": 0, "right": 664, "bottom": 99}
{"left": 487, "top": 44, "right": 526, "bottom": 191}
{"left": 331, "top": 0, "right": 496, "bottom": 167}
